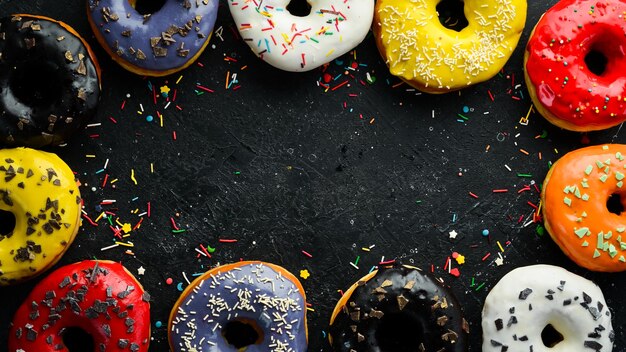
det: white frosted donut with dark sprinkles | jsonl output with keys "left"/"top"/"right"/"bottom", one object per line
{"left": 168, "top": 261, "right": 307, "bottom": 351}
{"left": 481, "top": 265, "right": 614, "bottom": 352}
{"left": 227, "top": 0, "right": 374, "bottom": 72}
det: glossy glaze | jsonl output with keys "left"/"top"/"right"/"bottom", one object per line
{"left": 525, "top": 0, "right": 626, "bottom": 131}
{"left": 373, "top": 0, "right": 526, "bottom": 93}
{"left": 0, "top": 15, "right": 100, "bottom": 147}
{"left": 8, "top": 260, "right": 151, "bottom": 352}
{"left": 87, "top": 0, "right": 218, "bottom": 76}
{"left": 0, "top": 148, "right": 81, "bottom": 285}
{"left": 542, "top": 144, "right": 626, "bottom": 272}
{"left": 329, "top": 264, "right": 468, "bottom": 352}
{"left": 228, "top": 0, "right": 374, "bottom": 72}
{"left": 168, "top": 261, "right": 307, "bottom": 352}
{"left": 482, "top": 265, "right": 614, "bottom": 352}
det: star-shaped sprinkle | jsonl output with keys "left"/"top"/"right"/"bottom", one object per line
{"left": 137, "top": 266, "right": 146, "bottom": 275}
{"left": 494, "top": 253, "right": 504, "bottom": 266}
{"left": 299, "top": 269, "right": 310, "bottom": 280}
{"left": 448, "top": 230, "right": 458, "bottom": 239}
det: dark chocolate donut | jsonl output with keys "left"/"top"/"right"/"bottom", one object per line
{"left": 329, "top": 264, "right": 469, "bottom": 352}
{"left": 0, "top": 15, "right": 101, "bottom": 147}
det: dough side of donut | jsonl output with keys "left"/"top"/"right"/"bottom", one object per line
{"left": 541, "top": 144, "right": 626, "bottom": 272}
{"left": 0, "top": 148, "right": 81, "bottom": 285}
{"left": 482, "top": 264, "right": 613, "bottom": 352}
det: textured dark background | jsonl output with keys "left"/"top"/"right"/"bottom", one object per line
{"left": 1, "top": 0, "right": 625, "bottom": 351}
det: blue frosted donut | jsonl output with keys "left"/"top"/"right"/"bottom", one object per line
{"left": 87, "top": 0, "right": 218, "bottom": 76}
{"left": 168, "top": 261, "right": 308, "bottom": 351}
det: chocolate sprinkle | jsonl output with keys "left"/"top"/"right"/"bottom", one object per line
{"left": 518, "top": 288, "right": 533, "bottom": 300}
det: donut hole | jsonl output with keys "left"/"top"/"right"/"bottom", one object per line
{"left": 130, "top": 0, "right": 167, "bottom": 15}
{"left": 375, "top": 312, "right": 424, "bottom": 352}
{"left": 287, "top": 0, "right": 312, "bottom": 17}
{"left": 9, "top": 62, "right": 63, "bottom": 108}
{"left": 585, "top": 49, "right": 608, "bottom": 76}
{"left": 436, "top": 0, "right": 469, "bottom": 32}
{"left": 222, "top": 318, "right": 264, "bottom": 348}
{"left": 61, "top": 326, "right": 94, "bottom": 351}
{"left": 0, "top": 210, "right": 16, "bottom": 237}
{"left": 541, "top": 324, "right": 564, "bottom": 347}
{"left": 607, "top": 193, "right": 624, "bottom": 215}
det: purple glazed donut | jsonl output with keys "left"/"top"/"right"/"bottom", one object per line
{"left": 168, "top": 261, "right": 308, "bottom": 351}
{"left": 86, "top": 0, "right": 218, "bottom": 76}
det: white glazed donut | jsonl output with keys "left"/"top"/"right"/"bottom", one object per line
{"left": 227, "top": 0, "right": 374, "bottom": 72}
{"left": 482, "top": 265, "right": 614, "bottom": 352}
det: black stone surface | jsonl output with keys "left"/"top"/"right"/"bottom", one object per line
{"left": 1, "top": 0, "right": 625, "bottom": 351}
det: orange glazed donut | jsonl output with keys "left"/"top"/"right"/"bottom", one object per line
{"left": 542, "top": 144, "right": 626, "bottom": 272}
{"left": 8, "top": 260, "right": 151, "bottom": 352}
{"left": 525, "top": 0, "right": 626, "bottom": 131}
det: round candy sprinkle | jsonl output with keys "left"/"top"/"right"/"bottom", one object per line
{"left": 482, "top": 229, "right": 490, "bottom": 236}
{"left": 155, "top": 321, "right": 163, "bottom": 328}
{"left": 166, "top": 277, "right": 173, "bottom": 285}
{"left": 146, "top": 115, "right": 154, "bottom": 122}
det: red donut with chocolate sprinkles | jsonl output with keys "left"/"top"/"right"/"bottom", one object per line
{"left": 8, "top": 260, "right": 151, "bottom": 352}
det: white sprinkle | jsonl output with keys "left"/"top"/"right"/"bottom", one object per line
{"left": 100, "top": 243, "right": 119, "bottom": 251}
{"left": 195, "top": 248, "right": 207, "bottom": 257}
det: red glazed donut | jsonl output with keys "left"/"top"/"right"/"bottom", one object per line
{"left": 8, "top": 260, "right": 151, "bottom": 352}
{"left": 525, "top": 0, "right": 626, "bottom": 131}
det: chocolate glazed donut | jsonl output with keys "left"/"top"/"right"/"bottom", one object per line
{"left": 329, "top": 264, "right": 469, "bottom": 352}
{"left": 0, "top": 15, "right": 101, "bottom": 147}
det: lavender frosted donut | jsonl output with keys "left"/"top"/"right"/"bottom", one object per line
{"left": 87, "top": 0, "right": 218, "bottom": 76}
{"left": 168, "top": 261, "right": 308, "bottom": 351}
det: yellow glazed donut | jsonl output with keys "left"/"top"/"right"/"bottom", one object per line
{"left": 373, "top": 0, "right": 527, "bottom": 93}
{"left": 0, "top": 148, "right": 81, "bottom": 285}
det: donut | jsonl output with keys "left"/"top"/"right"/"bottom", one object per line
{"left": 0, "top": 15, "right": 101, "bottom": 147}
{"left": 541, "top": 144, "right": 626, "bottom": 272}
{"left": 228, "top": 0, "right": 374, "bottom": 72}
{"left": 8, "top": 260, "right": 151, "bottom": 352}
{"left": 0, "top": 147, "right": 82, "bottom": 286}
{"left": 329, "top": 263, "right": 469, "bottom": 351}
{"left": 373, "top": 0, "right": 527, "bottom": 93}
{"left": 482, "top": 264, "right": 614, "bottom": 351}
{"left": 525, "top": 0, "right": 626, "bottom": 132}
{"left": 168, "top": 261, "right": 307, "bottom": 351}
{"left": 87, "top": 0, "right": 218, "bottom": 77}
